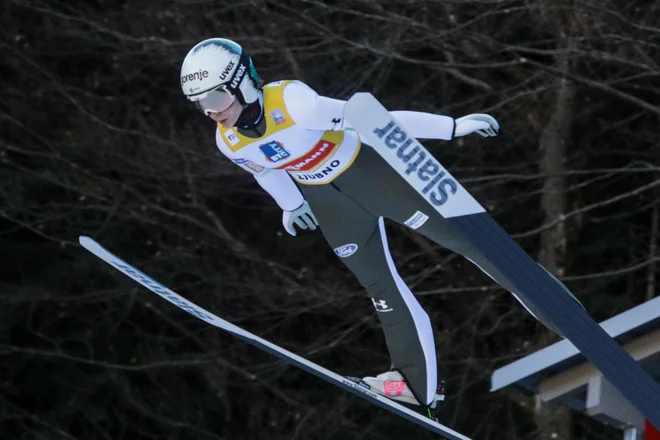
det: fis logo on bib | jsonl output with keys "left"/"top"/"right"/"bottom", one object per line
{"left": 334, "top": 243, "right": 358, "bottom": 258}
{"left": 374, "top": 121, "right": 458, "bottom": 206}
{"left": 259, "top": 141, "right": 290, "bottom": 163}
{"left": 225, "top": 129, "right": 239, "bottom": 146}
{"left": 270, "top": 109, "right": 287, "bottom": 125}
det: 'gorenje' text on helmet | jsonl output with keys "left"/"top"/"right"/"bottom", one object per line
{"left": 180, "top": 38, "right": 260, "bottom": 106}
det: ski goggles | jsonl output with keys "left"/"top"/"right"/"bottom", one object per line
{"left": 190, "top": 86, "right": 236, "bottom": 116}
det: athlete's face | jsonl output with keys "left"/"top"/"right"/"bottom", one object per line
{"left": 208, "top": 98, "right": 244, "bottom": 128}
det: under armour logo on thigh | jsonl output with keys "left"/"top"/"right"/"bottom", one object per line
{"left": 371, "top": 298, "right": 393, "bottom": 312}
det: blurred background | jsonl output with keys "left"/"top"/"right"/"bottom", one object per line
{"left": 1, "top": 0, "right": 658, "bottom": 439}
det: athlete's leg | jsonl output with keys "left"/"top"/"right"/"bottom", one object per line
{"left": 333, "top": 145, "right": 582, "bottom": 336}
{"left": 300, "top": 182, "right": 438, "bottom": 406}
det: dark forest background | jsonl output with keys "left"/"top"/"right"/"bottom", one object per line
{"left": 1, "top": 0, "right": 659, "bottom": 439}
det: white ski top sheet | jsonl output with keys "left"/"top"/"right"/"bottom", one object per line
{"left": 79, "top": 236, "right": 472, "bottom": 440}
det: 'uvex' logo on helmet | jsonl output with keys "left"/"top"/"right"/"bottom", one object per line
{"left": 219, "top": 61, "right": 235, "bottom": 81}
{"left": 181, "top": 69, "right": 209, "bottom": 85}
{"left": 231, "top": 64, "right": 247, "bottom": 89}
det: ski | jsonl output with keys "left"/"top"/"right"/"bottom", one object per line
{"left": 344, "top": 93, "right": 660, "bottom": 427}
{"left": 79, "top": 236, "right": 470, "bottom": 440}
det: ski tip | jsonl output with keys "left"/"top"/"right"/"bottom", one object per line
{"left": 79, "top": 236, "right": 94, "bottom": 247}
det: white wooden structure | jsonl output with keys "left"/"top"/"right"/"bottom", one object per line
{"left": 491, "top": 296, "right": 660, "bottom": 439}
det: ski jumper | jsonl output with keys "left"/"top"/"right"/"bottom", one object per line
{"left": 214, "top": 80, "right": 563, "bottom": 406}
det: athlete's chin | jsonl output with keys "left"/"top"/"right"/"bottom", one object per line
{"left": 218, "top": 118, "right": 235, "bottom": 128}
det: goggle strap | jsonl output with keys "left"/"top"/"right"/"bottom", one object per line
{"left": 224, "top": 50, "right": 251, "bottom": 100}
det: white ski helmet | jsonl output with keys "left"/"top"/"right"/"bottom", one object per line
{"left": 180, "top": 38, "right": 261, "bottom": 112}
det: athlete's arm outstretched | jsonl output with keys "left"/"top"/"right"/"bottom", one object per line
{"left": 282, "top": 81, "right": 499, "bottom": 139}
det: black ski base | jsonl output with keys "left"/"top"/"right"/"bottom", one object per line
{"left": 448, "top": 212, "right": 660, "bottom": 426}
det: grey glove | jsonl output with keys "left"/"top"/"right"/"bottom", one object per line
{"left": 454, "top": 114, "right": 499, "bottom": 137}
{"left": 282, "top": 201, "right": 318, "bottom": 236}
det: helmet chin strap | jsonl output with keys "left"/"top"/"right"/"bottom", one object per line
{"left": 234, "top": 94, "right": 266, "bottom": 137}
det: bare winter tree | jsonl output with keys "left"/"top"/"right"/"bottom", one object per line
{"left": 1, "top": 1, "right": 658, "bottom": 439}
{"left": 531, "top": 1, "right": 578, "bottom": 438}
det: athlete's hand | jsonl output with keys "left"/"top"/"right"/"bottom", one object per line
{"left": 283, "top": 201, "right": 319, "bottom": 236}
{"left": 454, "top": 114, "right": 499, "bottom": 137}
